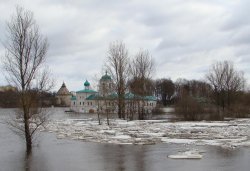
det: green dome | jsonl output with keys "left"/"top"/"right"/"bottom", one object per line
{"left": 84, "top": 80, "right": 90, "bottom": 87}
{"left": 101, "top": 72, "right": 111, "bottom": 80}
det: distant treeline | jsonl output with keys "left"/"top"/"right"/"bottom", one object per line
{"left": 0, "top": 90, "right": 58, "bottom": 108}
{"left": 127, "top": 61, "right": 250, "bottom": 120}
{"left": 154, "top": 61, "right": 250, "bottom": 120}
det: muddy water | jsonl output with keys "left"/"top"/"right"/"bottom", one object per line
{"left": 0, "top": 108, "right": 250, "bottom": 171}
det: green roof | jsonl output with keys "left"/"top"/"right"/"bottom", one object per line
{"left": 108, "top": 93, "right": 118, "bottom": 98}
{"left": 71, "top": 96, "right": 76, "bottom": 100}
{"left": 86, "top": 94, "right": 97, "bottom": 100}
{"left": 76, "top": 89, "right": 97, "bottom": 93}
{"left": 74, "top": 91, "right": 156, "bottom": 101}
{"left": 144, "top": 96, "right": 157, "bottom": 101}
{"left": 124, "top": 92, "right": 157, "bottom": 101}
{"left": 125, "top": 92, "right": 135, "bottom": 99}
{"left": 86, "top": 93, "right": 118, "bottom": 100}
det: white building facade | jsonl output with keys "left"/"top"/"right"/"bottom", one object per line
{"left": 70, "top": 80, "right": 97, "bottom": 113}
{"left": 70, "top": 73, "right": 157, "bottom": 114}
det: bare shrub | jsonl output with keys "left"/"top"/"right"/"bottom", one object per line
{"left": 175, "top": 95, "right": 204, "bottom": 121}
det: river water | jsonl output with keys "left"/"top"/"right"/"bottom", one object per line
{"left": 0, "top": 108, "right": 250, "bottom": 171}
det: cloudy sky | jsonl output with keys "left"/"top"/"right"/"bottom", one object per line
{"left": 0, "top": 0, "right": 250, "bottom": 91}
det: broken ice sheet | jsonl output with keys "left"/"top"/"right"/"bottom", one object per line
{"left": 45, "top": 118, "right": 250, "bottom": 148}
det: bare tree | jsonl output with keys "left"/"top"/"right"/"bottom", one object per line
{"left": 175, "top": 78, "right": 212, "bottom": 101}
{"left": 105, "top": 41, "right": 130, "bottom": 119}
{"left": 130, "top": 50, "right": 154, "bottom": 82}
{"left": 130, "top": 50, "right": 154, "bottom": 120}
{"left": 223, "top": 61, "right": 245, "bottom": 107}
{"left": 3, "top": 6, "right": 52, "bottom": 154}
{"left": 206, "top": 61, "right": 245, "bottom": 115}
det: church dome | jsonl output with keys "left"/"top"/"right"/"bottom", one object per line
{"left": 100, "top": 71, "right": 111, "bottom": 81}
{"left": 84, "top": 80, "right": 90, "bottom": 87}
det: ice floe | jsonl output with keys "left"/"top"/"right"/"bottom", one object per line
{"left": 45, "top": 118, "right": 250, "bottom": 148}
{"left": 168, "top": 150, "right": 203, "bottom": 159}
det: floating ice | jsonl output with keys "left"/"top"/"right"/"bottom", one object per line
{"left": 45, "top": 118, "right": 250, "bottom": 148}
{"left": 168, "top": 150, "right": 203, "bottom": 159}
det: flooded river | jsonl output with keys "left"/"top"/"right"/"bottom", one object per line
{"left": 0, "top": 108, "right": 250, "bottom": 171}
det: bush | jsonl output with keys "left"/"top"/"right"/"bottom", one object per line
{"left": 175, "top": 96, "right": 204, "bottom": 121}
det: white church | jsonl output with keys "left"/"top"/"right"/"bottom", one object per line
{"left": 70, "top": 72, "right": 157, "bottom": 114}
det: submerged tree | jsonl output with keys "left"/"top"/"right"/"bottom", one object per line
{"left": 130, "top": 50, "right": 154, "bottom": 120}
{"left": 105, "top": 41, "right": 130, "bottom": 119}
{"left": 206, "top": 61, "right": 245, "bottom": 115}
{"left": 3, "top": 6, "right": 53, "bottom": 153}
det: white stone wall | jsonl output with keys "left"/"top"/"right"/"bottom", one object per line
{"left": 99, "top": 79, "right": 114, "bottom": 96}
{"left": 71, "top": 92, "right": 98, "bottom": 113}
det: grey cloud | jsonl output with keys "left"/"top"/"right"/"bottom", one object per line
{"left": 222, "top": 0, "right": 250, "bottom": 31}
{"left": 0, "top": 0, "right": 250, "bottom": 90}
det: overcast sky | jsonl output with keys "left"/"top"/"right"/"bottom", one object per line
{"left": 0, "top": 0, "right": 250, "bottom": 91}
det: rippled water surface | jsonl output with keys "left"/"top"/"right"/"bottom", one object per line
{"left": 0, "top": 108, "right": 249, "bottom": 171}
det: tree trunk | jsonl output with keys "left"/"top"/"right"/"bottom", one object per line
{"left": 24, "top": 111, "right": 32, "bottom": 154}
{"left": 106, "top": 110, "right": 109, "bottom": 125}
{"left": 97, "top": 112, "right": 101, "bottom": 125}
{"left": 118, "top": 97, "right": 125, "bottom": 119}
{"left": 118, "top": 103, "right": 122, "bottom": 118}
{"left": 22, "top": 92, "right": 32, "bottom": 154}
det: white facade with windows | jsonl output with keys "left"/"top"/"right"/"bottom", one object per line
{"left": 70, "top": 73, "right": 157, "bottom": 114}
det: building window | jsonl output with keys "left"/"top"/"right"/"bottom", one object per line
{"left": 80, "top": 102, "right": 81, "bottom": 105}
{"left": 74, "top": 101, "right": 75, "bottom": 105}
